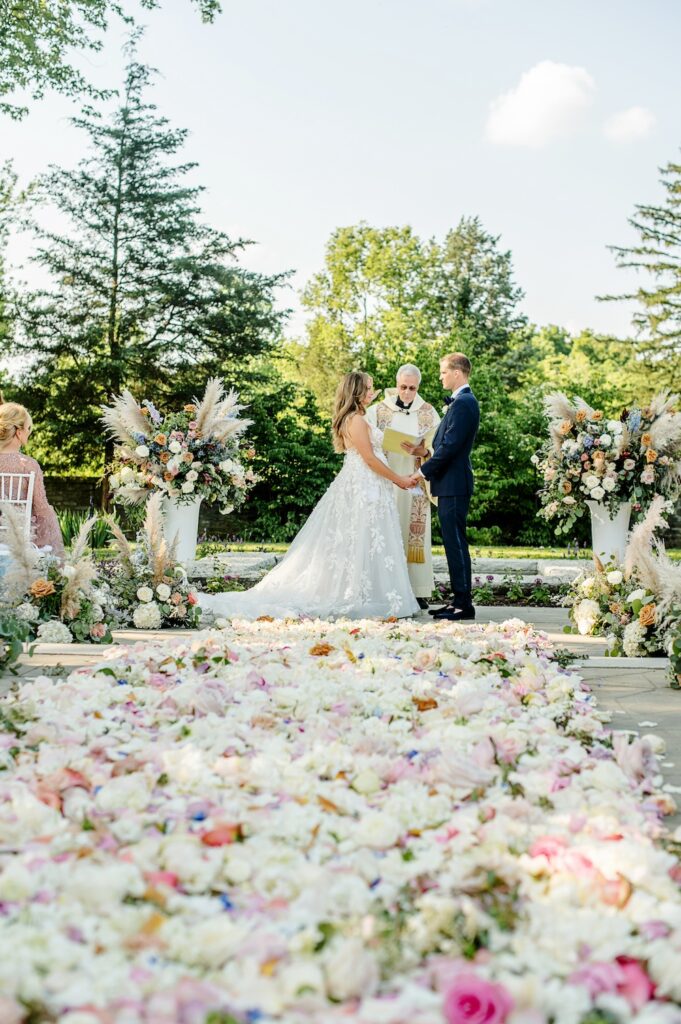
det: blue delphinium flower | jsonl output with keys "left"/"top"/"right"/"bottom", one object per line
{"left": 143, "top": 399, "right": 162, "bottom": 425}
{"left": 627, "top": 409, "right": 641, "bottom": 433}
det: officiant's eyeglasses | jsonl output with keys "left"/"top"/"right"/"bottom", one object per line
{"left": 397, "top": 384, "right": 418, "bottom": 392}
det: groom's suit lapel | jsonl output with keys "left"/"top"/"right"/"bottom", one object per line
{"left": 434, "top": 386, "right": 471, "bottom": 446}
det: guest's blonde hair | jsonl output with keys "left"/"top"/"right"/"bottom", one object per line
{"left": 440, "top": 352, "right": 471, "bottom": 376}
{"left": 331, "top": 371, "right": 372, "bottom": 453}
{"left": 0, "top": 397, "right": 32, "bottom": 449}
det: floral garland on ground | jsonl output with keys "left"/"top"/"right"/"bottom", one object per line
{"left": 567, "top": 565, "right": 663, "bottom": 656}
{"left": 103, "top": 378, "right": 257, "bottom": 514}
{"left": 102, "top": 494, "right": 201, "bottom": 629}
{"left": 565, "top": 498, "right": 681, "bottom": 686}
{"left": 534, "top": 392, "right": 681, "bottom": 536}
{"left": 0, "top": 511, "right": 114, "bottom": 644}
{"left": 0, "top": 616, "right": 679, "bottom": 1022}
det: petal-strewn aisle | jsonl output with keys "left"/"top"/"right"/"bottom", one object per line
{"left": 1, "top": 619, "right": 680, "bottom": 1024}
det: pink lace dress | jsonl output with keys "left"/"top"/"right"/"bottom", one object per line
{"left": 0, "top": 452, "right": 65, "bottom": 558}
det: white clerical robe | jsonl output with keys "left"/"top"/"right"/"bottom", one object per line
{"left": 365, "top": 389, "right": 440, "bottom": 598}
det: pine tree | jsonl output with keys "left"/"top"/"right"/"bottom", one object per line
{"left": 603, "top": 155, "right": 681, "bottom": 387}
{"left": 9, "top": 59, "right": 287, "bottom": 475}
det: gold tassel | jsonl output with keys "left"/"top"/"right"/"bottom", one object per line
{"left": 408, "top": 545, "right": 425, "bottom": 564}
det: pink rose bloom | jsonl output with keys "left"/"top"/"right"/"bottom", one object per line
{"left": 615, "top": 957, "right": 655, "bottom": 1011}
{"left": 187, "top": 591, "right": 198, "bottom": 606}
{"left": 529, "top": 835, "right": 567, "bottom": 862}
{"left": 444, "top": 972, "right": 514, "bottom": 1024}
{"left": 569, "top": 958, "right": 654, "bottom": 1011}
{"left": 90, "top": 622, "right": 106, "bottom": 640}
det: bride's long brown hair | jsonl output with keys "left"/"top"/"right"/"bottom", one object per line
{"left": 331, "top": 371, "right": 373, "bottom": 453}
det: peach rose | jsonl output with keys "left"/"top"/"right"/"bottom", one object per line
{"left": 558, "top": 419, "right": 573, "bottom": 435}
{"left": 183, "top": 452, "right": 193, "bottom": 463}
{"left": 639, "top": 603, "right": 656, "bottom": 628}
{"left": 30, "top": 578, "right": 56, "bottom": 599}
{"left": 561, "top": 481, "right": 572, "bottom": 494}
{"left": 160, "top": 451, "right": 171, "bottom": 464}
{"left": 646, "top": 448, "right": 658, "bottom": 463}
{"left": 184, "top": 404, "right": 197, "bottom": 413}
{"left": 590, "top": 410, "right": 604, "bottom": 421}
{"left": 575, "top": 409, "right": 587, "bottom": 422}
{"left": 154, "top": 433, "right": 167, "bottom": 445}
{"left": 641, "top": 433, "right": 652, "bottom": 447}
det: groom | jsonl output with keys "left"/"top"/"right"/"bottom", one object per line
{"left": 408, "top": 352, "right": 479, "bottom": 621}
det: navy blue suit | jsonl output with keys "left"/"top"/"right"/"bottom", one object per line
{"left": 420, "top": 386, "right": 479, "bottom": 607}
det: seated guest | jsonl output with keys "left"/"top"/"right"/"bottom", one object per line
{"left": 0, "top": 400, "right": 65, "bottom": 558}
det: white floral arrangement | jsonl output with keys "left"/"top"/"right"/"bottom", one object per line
{"left": 535, "top": 391, "right": 681, "bottom": 535}
{"left": 567, "top": 496, "right": 681, "bottom": 664}
{"left": 0, "top": 509, "right": 114, "bottom": 644}
{"left": 102, "top": 494, "right": 200, "bottom": 629}
{"left": 0, "top": 616, "right": 678, "bottom": 1021}
{"left": 102, "top": 378, "right": 257, "bottom": 515}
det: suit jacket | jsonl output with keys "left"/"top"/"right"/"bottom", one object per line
{"left": 420, "top": 386, "right": 479, "bottom": 497}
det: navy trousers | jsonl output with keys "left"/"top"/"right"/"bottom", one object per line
{"left": 438, "top": 494, "right": 472, "bottom": 607}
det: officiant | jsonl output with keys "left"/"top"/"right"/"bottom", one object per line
{"left": 366, "top": 364, "right": 440, "bottom": 607}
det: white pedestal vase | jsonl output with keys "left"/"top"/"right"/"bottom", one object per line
{"left": 586, "top": 500, "right": 632, "bottom": 566}
{"left": 163, "top": 496, "right": 203, "bottom": 564}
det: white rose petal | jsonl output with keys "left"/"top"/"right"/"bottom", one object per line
{"left": 135, "top": 445, "right": 150, "bottom": 458}
{"left": 136, "top": 586, "right": 154, "bottom": 603}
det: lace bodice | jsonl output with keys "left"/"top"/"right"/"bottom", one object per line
{"left": 0, "top": 452, "right": 65, "bottom": 557}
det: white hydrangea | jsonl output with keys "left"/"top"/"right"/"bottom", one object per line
{"left": 579, "top": 575, "right": 598, "bottom": 597}
{"left": 599, "top": 433, "right": 612, "bottom": 447}
{"left": 135, "top": 445, "right": 150, "bottom": 458}
{"left": 606, "top": 570, "right": 623, "bottom": 586}
{"left": 623, "top": 620, "right": 646, "bottom": 657}
{"left": 36, "top": 620, "right": 73, "bottom": 644}
{"left": 133, "top": 602, "right": 163, "bottom": 629}
{"left": 136, "top": 586, "right": 153, "bottom": 603}
{"left": 14, "top": 602, "right": 39, "bottom": 622}
{"left": 574, "top": 598, "right": 601, "bottom": 636}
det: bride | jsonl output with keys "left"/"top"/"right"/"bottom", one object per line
{"left": 199, "top": 371, "right": 420, "bottom": 620}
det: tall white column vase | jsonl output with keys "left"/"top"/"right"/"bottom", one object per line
{"left": 586, "top": 500, "right": 632, "bottom": 566}
{"left": 163, "top": 496, "right": 203, "bottom": 564}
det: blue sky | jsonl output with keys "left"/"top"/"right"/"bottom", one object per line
{"left": 3, "top": 0, "right": 680, "bottom": 339}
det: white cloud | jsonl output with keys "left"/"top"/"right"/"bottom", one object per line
{"left": 486, "top": 60, "right": 595, "bottom": 148}
{"left": 604, "top": 105, "right": 656, "bottom": 143}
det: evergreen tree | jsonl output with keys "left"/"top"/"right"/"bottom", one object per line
{"left": 603, "top": 154, "right": 681, "bottom": 387}
{"left": 9, "top": 59, "right": 287, "bottom": 475}
{"left": 0, "top": 0, "right": 220, "bottom": 118}
{"left": 0, "top": 162, "right": 16, "bottom": 352}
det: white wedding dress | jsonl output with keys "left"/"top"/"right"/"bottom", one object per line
{"left": 199, "top": 425, "right": 419, "bottom": 620}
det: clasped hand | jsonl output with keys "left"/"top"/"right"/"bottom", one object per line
{"left": 395, "top": 473, "right": 423, "bottom": 489}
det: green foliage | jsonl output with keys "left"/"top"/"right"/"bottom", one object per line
{"left": 602, "top": 151, "right": 681, "bottom": 388}
{"left": 237, "top": 374, "right": 339, "bottom": 541}
{"left": 58, "top": 509, "right": 119, "bottom": 548}
{"left": 0, "top": 608, "right": 31, "bottom": 674}
{"left": 0, "top": 1, "right": 221, "bottom": 119}
{"left": 6, "top": 58, "right": 287, "bottom": 478}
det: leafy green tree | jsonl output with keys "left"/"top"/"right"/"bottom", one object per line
{"left": 602, "top": 153, "right": 681, "bottom": 388}
{"left": 0, "top": 0, "right": 220, "bottom": 118}
{"left": 292, "top": 219, "right": 526, "bottom": 412}
{"left": 7, "top": 59, "right": 287, "bottom": 477}
{"left": 0, "top": 162, "right": 16, "bottom": 352}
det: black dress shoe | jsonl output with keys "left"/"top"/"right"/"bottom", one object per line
{"left": 437, "top": 607, "right": 476, "bottom": 621}
{"left": 429, "top": 604, "right": 455, "bottom": 618}
{"left": 416, "top": 597, "right": 430, "bottom": 609}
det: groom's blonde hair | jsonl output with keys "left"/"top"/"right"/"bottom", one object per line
{"left": 440, "top": 352, "right": 471, "bottom": 376}
{"left": 331, "top": 371, "right": 373, "bottom": 453}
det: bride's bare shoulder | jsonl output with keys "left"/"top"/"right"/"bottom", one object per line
{"left": 345, "top": 412, "right": 368, "bottom": 435}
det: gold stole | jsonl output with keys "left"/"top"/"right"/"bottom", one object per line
{"left": 376, "top": 402, "right": 436, "bottom": 564}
